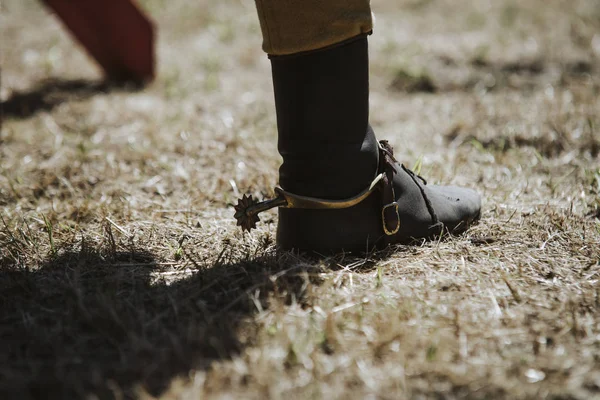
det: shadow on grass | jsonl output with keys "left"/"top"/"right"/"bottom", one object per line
{"left": 1, "top": 78, "right": 143, "bottom": 119}
{"left": 0, "top": 240, "right": 312, "bottom": 399}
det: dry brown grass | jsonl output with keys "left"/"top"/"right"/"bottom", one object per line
{"left": 1, "top": 0, "right": 599, "bottom": 399}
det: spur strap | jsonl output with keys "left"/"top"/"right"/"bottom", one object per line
{"left": 378, "top": 140, "right": 401, "bottom": 236}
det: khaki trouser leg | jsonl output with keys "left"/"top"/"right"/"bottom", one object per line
{"left": 254, "top": 0, "right": 373, "bottom": 55}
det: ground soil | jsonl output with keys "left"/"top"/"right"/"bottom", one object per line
{"left": 1, "top": 0, "right": 599, "bottom": 399}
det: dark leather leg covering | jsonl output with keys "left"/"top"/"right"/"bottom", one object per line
{"left": 271, "top": 36, "right": 379, "bottom": 200}
{"left": 272, "top": 36, "right": 385, "bottom": 253}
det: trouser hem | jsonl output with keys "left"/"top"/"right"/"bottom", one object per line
{"left": 267, "top": 32, "right": 372, "bottom": 60}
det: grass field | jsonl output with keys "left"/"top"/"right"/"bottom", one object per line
{"left": 1, "top": 0, "right": 600, "bottom": 398}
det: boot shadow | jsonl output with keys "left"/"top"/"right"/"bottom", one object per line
{"left": 0, "top": 241, "right": 317, "bottom": 399}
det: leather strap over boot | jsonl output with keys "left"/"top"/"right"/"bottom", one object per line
{"left": 378, "top": 140, "right": 401, "bottom": 236}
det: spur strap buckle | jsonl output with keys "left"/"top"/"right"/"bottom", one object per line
{"left": 382, "top": 202, "right": 400, "bottom": 236}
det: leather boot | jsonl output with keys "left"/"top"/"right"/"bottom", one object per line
{"left": 252, "top": 35, "right": 481, "bottom": 253}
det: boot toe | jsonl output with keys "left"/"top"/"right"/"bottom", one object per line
{"left": 425, "top": 185, "right": 481, "bottom": 234}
